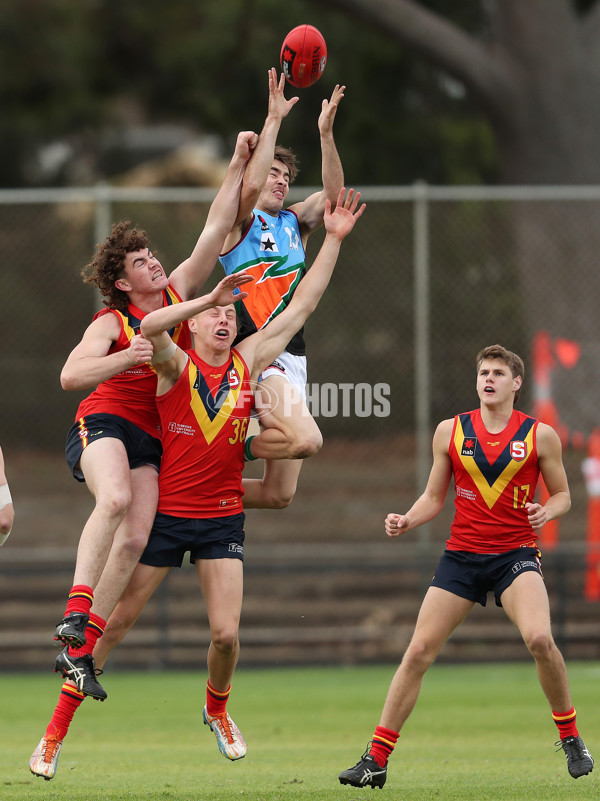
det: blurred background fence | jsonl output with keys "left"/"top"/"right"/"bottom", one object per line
{"left": 1, "top": 183, "right": 599, "bottom": 670}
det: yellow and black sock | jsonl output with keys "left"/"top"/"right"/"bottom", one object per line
{"left": 64, "top": 584, "right": 94, "bottom": 617}
{"left": 206, "top": 680, "right": 231, "bottom": 716}
{"left": 369, "top": 725, "right": 399, "bottom": 767}
{"left": 553, "top": 707, "right": 578, "bottom": 739}
{"left": 46, "top": 684, "right": 86, "bottom": 741}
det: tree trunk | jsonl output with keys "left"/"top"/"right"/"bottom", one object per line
{"left": 316, "top": 0, "right": 600, "bottom": 433}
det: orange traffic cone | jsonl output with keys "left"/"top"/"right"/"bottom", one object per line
{"left": 532, "top": 332, "right": 561, "bottom": 550}
{"left": 582, "top": 429, "right": 600, "bottom": 601}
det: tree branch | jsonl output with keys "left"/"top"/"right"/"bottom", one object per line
{"left": 313, "top": 0, "right": 516, "bottom": 120}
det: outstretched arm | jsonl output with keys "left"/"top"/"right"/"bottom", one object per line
{"left": 385, "top": 419, "right": 453, "bottom": 538}
{"left": 168, "top": 130, "right": 257, "bottom": 301}
{"left": 240, "top": 187, "right": 365, "bottom": 378}
{"left": 140, "top": 273, "right": 253, "bottom": 342}
{"left": 139, "top": 272, "right": 254, "bottom": 393}
{"left": 290, "top": 84, "right": 346, "bottom": 238}
{"left": 222, "top": 68, "right": 299, "bottom": 252}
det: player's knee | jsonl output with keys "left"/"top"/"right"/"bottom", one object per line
{"left": 211, "top": 627, "right": 239, "bottom": 655}
{"left": 403, "top": 639, "right": 436, "bottom": 673}
{"left": 96, "top": 487, "right": 132, "bottom": 520}
{"left": 263, "top": 489, "right": 295, "bottom": 509}
{"left": 117, "top": 528, "right": 151, "bottom": 561}
{"left": 287, "top": 428, "right": 323, "bottom": 459}
{"left": 524, "top": 630, "right": 555, "bottom": 659}
{"left": 0, "top": 510, "right": 13, "bottom": 536}
{"left": 299, "top": 428, "right": 323, "bottom": 458}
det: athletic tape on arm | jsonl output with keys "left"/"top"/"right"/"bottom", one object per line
{"left": 151, "top": 341, "right": 177, "bottom": 365}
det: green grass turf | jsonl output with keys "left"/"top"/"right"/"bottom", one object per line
{"left": 2, "top": 663, "right": 599, "bottom": 800}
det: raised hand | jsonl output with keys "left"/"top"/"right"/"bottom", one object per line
{"left": 324, "top": 187, "right": 366, "bottom": 241}
{"left": 318, "top": 84, "right": 345, "bottom": 136}
{"left": 267, "top": 66, "right": 299, "bottom": 121}
{"left": 234, "top": 130, "right": 259, "bottom": 163}
{"left": 208, "top": 272, "right": 254, "bottom": 308}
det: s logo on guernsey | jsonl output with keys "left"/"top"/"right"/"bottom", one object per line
{"left": 228, "top": 368, "right": 240, "bottom": 389}
{"left": 461, "top": 437, "right": 477, "bottom": 457}
{"left": 510, "top": 440, "right": 527, "bottom": 461}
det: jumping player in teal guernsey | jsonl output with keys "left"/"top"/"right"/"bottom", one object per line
{"left": 220, "top": 68, "right": 345, "bottom": 510}
{"left": 219, "top": 206, "right": 306, "bottom": 354}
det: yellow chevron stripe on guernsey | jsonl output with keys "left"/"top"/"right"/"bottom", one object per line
{"left": 113, "top": 310, "right": 137, "bottom": 342}
{"left": 188, "top": 351, "right": 246, "bottom": 445}
{"left": 113, "top": 309, "right": 160, "bottom": 374}
{"left": 453, "top": 417, "right": 535, "bottom": 510}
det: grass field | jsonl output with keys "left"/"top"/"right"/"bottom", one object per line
{"left": 3, "top": 663, "right": 599, "bottom": 800}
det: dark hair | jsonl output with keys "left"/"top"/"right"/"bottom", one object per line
{"left": 81, "top": 221, "right": 150, "bottom": 313}
{"left": 476, "top": 344, "right": 525, "bottom": 405}
{"left": 274, "top": 145, "right": 299, "bottom": 183}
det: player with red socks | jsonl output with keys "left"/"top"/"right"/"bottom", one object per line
{"left": 339, "top": 345, "right": 593, "bottom": 788}
{"left": 31, "top": 188, "right": 364, "bottom": 780}
{"left": 29, "top": 131, "right": 259, "bottom": 781}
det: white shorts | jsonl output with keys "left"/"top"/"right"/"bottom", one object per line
{"left": 258, "top": 351, "right": 307, "bottom": 401}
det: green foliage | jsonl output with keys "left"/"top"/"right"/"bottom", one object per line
{"left": 0, "top": 0, "right": 499, "bottom": 187}
{"left": 4, "top": 663, "right": 599, "bottom": 800}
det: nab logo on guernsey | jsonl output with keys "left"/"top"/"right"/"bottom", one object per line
{"left": 461, "top": 437, "right": 477, "bottom": 457}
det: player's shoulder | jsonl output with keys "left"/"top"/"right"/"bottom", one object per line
{"left": 433, "top": 418, "right": 454, "bottom": 448}
{"left": 221, "top": 212, "right": 256, "bottom": 257}
{"left": 437, "top": 417, "right": 455, "bottom": 433}
{"left": 87, "top": 307, "right": 122, "bottom": 336}
{"left": 535, "top": 420, "right": 562, "bottom": 449}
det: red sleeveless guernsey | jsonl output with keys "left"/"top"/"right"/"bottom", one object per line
{"left": 447, "top": 409, "right": 540, "bottom": 553}
{"left": 156, "top": 347, "right": 253, "bottom": 517}
{"left": 75, "top": 285, "right": 191, "bottom": 438}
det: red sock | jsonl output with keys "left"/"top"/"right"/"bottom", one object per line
{"left": 369, "top": 725, "right": 400, "bottom": 767}
{"left": 553, "top": 707, "right": 579, "bottom": 739}
{"left": 68, "top": 613, "right": 106, "bottom": 658}
{"left": 45, "top": 683, "right": 86, "bottom": 741}
{"left": 64, "top": 585, "right": 94, "bottom": 617}
{"left": 206, "top": 681, "right": 231, "bottom": 716}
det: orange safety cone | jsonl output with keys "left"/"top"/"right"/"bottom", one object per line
{"left": 531, "top": 332, "right": 560, "bottom": 550}
{"left": 582, "top": 428, "right": 600, "bottom": 601}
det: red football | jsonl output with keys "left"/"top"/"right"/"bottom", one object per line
{"left": 280, "top": 25, "right": 327, "bottom": 89}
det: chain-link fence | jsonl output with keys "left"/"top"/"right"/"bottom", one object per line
{"left": 2, "top": 184, "right": 599, "bottom": 666}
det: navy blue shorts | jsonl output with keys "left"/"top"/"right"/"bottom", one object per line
{"left": 430, "top": 547, "right": 543, "bottom": 607}
{"left": 140, "top": 512, "right": 246, "bottom": 568}
{"left": 65, "top": 413, "right": 162, "bottom": 482}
